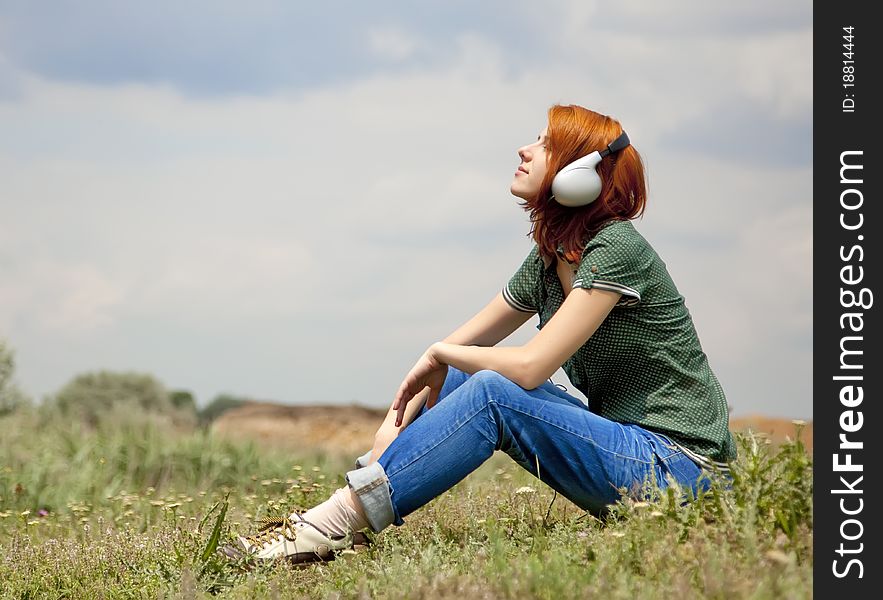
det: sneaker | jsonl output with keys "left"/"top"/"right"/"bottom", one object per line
{"left": 222, "top": 514, "right": 369, "bottom": 565}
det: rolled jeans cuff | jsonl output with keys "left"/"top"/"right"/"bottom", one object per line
{"left": 345, "top": 461, "right": 395, "bottom": 533}
{"left": 354, "top": 449, "right": 373, "bottom": 470}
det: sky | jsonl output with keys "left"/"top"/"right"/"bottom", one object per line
{"left": 0, "top": 0, "right": 812, "bottom": 418}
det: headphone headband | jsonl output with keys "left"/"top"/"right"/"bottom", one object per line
{"left": 599, "top": 131, "right": 630, "bottom": 158}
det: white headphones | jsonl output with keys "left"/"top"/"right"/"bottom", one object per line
{"left": 550, "top": 131, "right": 631, "bottom": 207}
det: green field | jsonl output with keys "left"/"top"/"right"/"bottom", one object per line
{"left": 0, "top": 407, "right": 812, "bottom": 599}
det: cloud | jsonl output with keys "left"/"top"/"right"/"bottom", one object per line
{"left": 367, "top": 27, "right": 422, "bottom": 62}
{"left": 0, "top": 50, "right": 24, "bottom": 101}
{"left": 588, "top": 0, "right": 812, "bottom": 35}
{"left": 0, "top": 2, "right": 812, "bottom": 418}
{"left": 668, "top": 98, "right": 811, "bottom": 167}
{"left": 0, "top": 259, "right": 126, "bottom": 334}
{"left": 0, "top": 1, "right": 541, "bottom": 96}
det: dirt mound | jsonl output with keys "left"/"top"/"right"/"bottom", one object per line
{"left": 730, "top": 415, "right": 813, "bottom": 452}
{"left": 213, "top": 402, "right": 813, "bottom": 456}
{"left": 211, "top": 402, "right": 386, "bottom": 456}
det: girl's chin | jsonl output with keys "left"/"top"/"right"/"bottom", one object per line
{"left": 510, "top": 185, "right": 532, "bottom": 201}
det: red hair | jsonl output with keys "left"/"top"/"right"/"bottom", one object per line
{"left": 517, "top": 105, "right": 648, "bottom": 262}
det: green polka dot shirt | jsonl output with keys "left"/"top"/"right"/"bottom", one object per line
{"left": 503, "top": 219, "right": 737, "bottom": 465}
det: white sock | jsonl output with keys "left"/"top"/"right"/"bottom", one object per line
{"left": 299, "top": 487, "right": 369, "bottom": 538}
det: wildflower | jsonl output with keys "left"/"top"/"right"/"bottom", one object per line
{"left": 38, "top": 509, "right": 49, "bottom": 517}
{"left": 292, "top": 465, "right": 302, "bottom": 471}
{"left": 0, "top": 512, "right": 10, "bottom": 518}
{"left": 20, "top": 509, "right": 31, "bottom": 517}
{"left": 792, "top": 419, "right": 807, "bottom": 426}
{"left": 649, "top": 511, "right": 665, "bottom": 518}
{"left": 312, "top": 466, "right": 321, "bottom": 472}
{"left": 610, "top": 531, "right": 626, "bottom": 538}
{"left": 150, "top": 500, "right": 165, "bottom": 507}
{"left": 515, "top": 486, "right": 536, "bottom": 495}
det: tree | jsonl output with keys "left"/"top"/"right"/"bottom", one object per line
{"left": 52, "top": 370, "right": 189, "bottom": 427}
{"left": 0, "top": 338, "right": 31, "bottom": 416}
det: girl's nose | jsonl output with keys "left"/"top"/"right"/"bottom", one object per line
{"left": 518, "top": 146, "right": 530, "bottom": 161}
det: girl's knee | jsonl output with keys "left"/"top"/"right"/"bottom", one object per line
{"left": 470, "top": 369, "right": 511, "bottom": 386}
{"left": 449, "top": 369, "right": 520, "bottom": 413}
{"left": 469, "top": 370, "right": 524, "bottom": 403}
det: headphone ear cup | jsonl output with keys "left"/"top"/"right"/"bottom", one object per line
{"left": 550, "top": 151, "right": 604, "bottom": 207}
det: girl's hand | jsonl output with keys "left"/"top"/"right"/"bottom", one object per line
{"left": 393, "top": 344, "right": 448, "bottom": 427}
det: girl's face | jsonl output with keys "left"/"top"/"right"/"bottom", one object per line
{"left": 510, "top": 127, "right": 549, "bottom": 200}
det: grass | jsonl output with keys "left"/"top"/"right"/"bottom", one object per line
{"left": 0, "top": 409, "right": 812, "bottom": 599}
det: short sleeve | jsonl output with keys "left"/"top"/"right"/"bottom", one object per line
{"left": 502, "top": 245, "right": 542, "bottom": 313}
{"left": 571, "top": 227, "right": 651, "bottom": 308}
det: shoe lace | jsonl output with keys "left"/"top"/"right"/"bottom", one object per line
{"left": 245, "top": 515, "right": 298, "bottom": 548}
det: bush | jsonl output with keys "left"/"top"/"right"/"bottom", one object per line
{"left": 50, "top": 370, "right": 194, "bottom": 428}
{"left": 169, "top": 389, "right": 197, "bottom": 413}
{"left": 198, "top": 394, "right": 248, "bottom": 425}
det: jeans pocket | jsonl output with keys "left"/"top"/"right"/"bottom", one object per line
{"left": 647, "top": 431, "right": 682, "bottom": 463}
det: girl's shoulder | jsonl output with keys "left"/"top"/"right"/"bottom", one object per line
{"left": 594, "top": 218, "right": 639, "bottom": 240}
{"left": 584, "top": 219, "right": 652, "bottom": 256}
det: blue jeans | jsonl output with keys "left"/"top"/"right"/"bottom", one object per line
{"left": 346, "top": 366, "right": 707, "bottom": 532}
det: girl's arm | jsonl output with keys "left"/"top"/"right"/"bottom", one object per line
{"left": 440, "top": 291, "right": 535, "bottom": 347}
{"left": 428, "top": 287, "right": 621, "bottom": 391}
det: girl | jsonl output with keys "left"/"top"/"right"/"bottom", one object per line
{"left": 230, "top": 104, "right": 736, "bottom": 564}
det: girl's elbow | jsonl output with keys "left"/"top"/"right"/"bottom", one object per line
{"left": 517, "top": 358, "right": 548, "bottom": 390}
